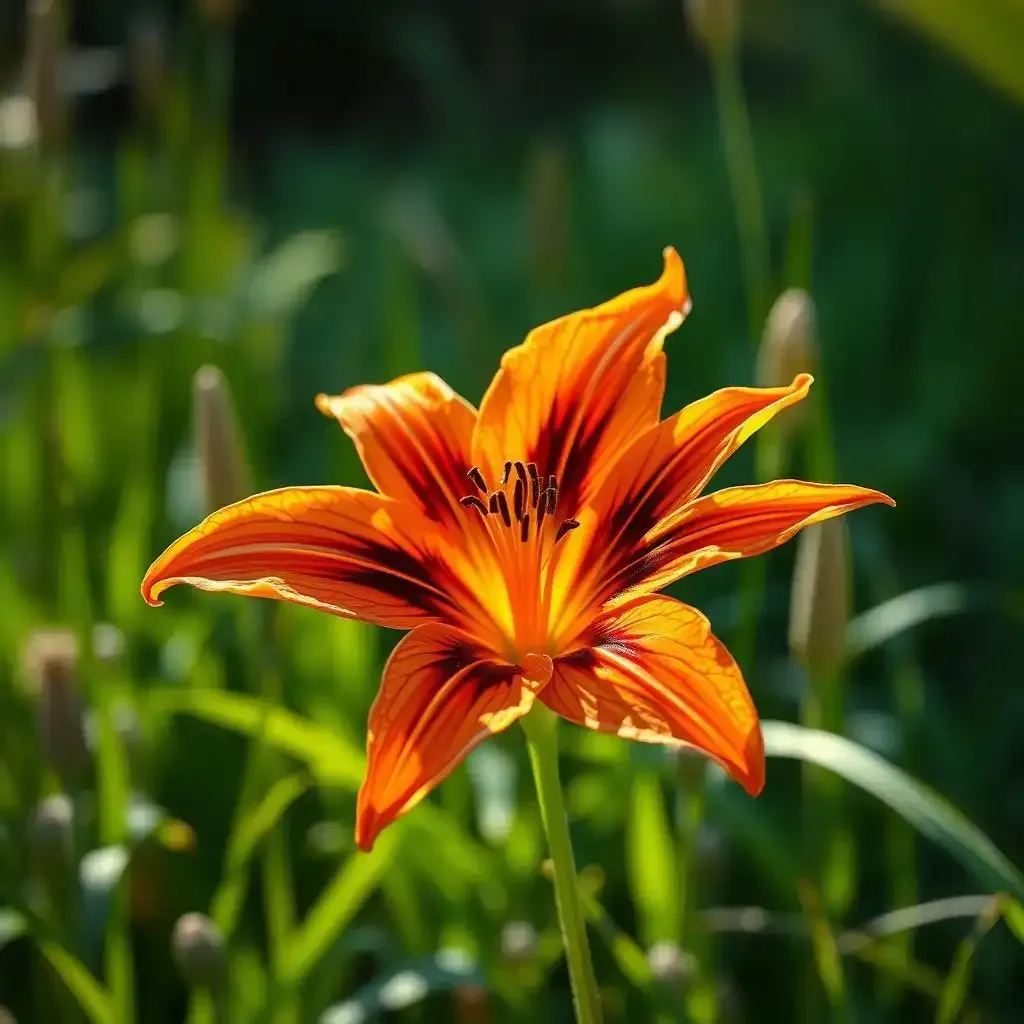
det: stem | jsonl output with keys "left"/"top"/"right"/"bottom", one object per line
{"left": 521, "top": 706, "right": 602, "bottom": 1024}
{"left": 711, "top": 43, "right": 771, "bottom": 346}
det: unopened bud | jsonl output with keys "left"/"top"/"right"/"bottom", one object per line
{"left": 26, "top": 0, "right": 65, "bottom": 152}
{"left": 685, "top": 0, "right": 739, "bottom": 55}
{"left": 193, "top": 365, "right": 252, "bottom": 515}
{"left": 500, "top": 920, "right": 537, "bottom": 965}
{"left": 29, "top": 793, "right": 74, "bottom": 871}
{"left": 788, "top": 519, "right": 850, "bottom": 679}
{"left": 21, "top": 629, "right": 89, "bottom": 789}
{"left": 647, "top": 941, "right": 695, "bottom": 987}
{"left": 172, "top": 913, "right": 226, "bottom": 990}
{"left": 757, "top": 288, "right": 818, "bottom": 433}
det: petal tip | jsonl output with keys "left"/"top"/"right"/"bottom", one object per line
{"left": 660, "top": 246, "right": 689, "bottom": 309}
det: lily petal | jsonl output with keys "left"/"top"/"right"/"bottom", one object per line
{"left": 316, "top": 372, "right": 477, "bottom": 528}
{"left": 472, "top": 247, "right": 690, "bottom": 516}
{"left": 612, "top": 480, "right": 895, "bottom": 598}
{"left": 141, "top": 486, "right": 484, "bottom": 631}
{"left": 560, "top": 375, "right": 813, "bottom": 609}
{"left": 356, "top": 624, "right": 552, "bottom": 850}
{"left": 542, "top": 595, "right": 763, "bottom": 794}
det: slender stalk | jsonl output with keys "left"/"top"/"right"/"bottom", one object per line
{"left": 521, "top": 706, "right": 602, "bottom": 1024}
{"left": 711, "top": 43, "right": 771, "bottom": 346}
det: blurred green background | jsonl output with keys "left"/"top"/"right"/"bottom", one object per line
{"left": 2, "top": 1, "right": 1023, "bottom": 1021}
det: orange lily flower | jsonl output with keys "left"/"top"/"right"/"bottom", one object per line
{"left": 142, "top": 248, "right": 893, "bottom": 852}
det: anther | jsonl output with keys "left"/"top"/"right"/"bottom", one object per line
{"left": 501, "top": 461, "right": 512, "bottom": 486}
{"left": 527, "top": 463, "right": 540, "bottom": 508}
{"left": 513, "top": 479, "right": 525, "bottom": 521}
{"left": 514, "top": 461, "right": 528, "bottom": 488}
{"left": 488, "top": 494, "right": 500, "bottom": 516}
{"left": 555, "top": 518, "right": 580, "bottom": 543}
{"left": 547, "top": 477, "right": 558, "bottom": 513}
{"left": 496, "top": 491, "right": 512, "bottom": 529}
{"left": 537, "top": 489, "right": 549, "bottom": 529}
{"left": 460, "top": 495, "right": 488, "bottom": 516}
{"left": 520, "top": 514, "right": 530, "bottom": 543}
{"left": 466, "top": 467, "right": 488, "bottom": 494}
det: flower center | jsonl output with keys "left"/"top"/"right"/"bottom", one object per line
{"left": 459, "top": 461, "right": 579, "bottom": 544}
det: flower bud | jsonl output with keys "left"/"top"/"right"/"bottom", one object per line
{"left": 172, "top": 913, "right": 227, "bottom": 990}
{"left": 28, "top": 793, "right": 74, "bottom": 872}
{"left": 685, "top": 0, "right": 739, "bottom": 55}
{"left": 20, "top": 629, "right": 89, "bottom": 789}
{"left": 788, "top": 518, "right": 850, "bottom": 680}
{"left": 647, "top": 941, "right": 695, "bottom": 987}
{"left": 500, "top": 920, "right": 537, "bottom": 965}
{"left": 193, "top": 365, "right": 252, "bottom": 515}
{"left": 757, "top": 288, "right": 818, "bottom": 433}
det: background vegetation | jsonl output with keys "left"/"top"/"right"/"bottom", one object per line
{"left": 2, "top": 1, "right": 1023, "bottom": 1021}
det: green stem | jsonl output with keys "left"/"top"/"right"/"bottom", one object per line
{"left": 711, "top": 43, "right": 771, "bottom": 346}
{"left": 521, "top": 706, "right": 603, "bottom": 1024}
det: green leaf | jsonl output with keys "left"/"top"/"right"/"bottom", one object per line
{"left": 797, "top": 880, "right": 851, "bottom": 1022}
{"left": 936, "top": 895, "right": 1004, "bottom": 1024}
{"left": 318, "top": 950, "right": 482, "bottom": 1024}
{"left": 145, "top": 688, "right": 365, "bottom": 789}
{"left": 37, "top": 936, "right": 115, "bottom": 1024}
{"left": 246, "top": 231, "right": 345, "bottom": 319}
{"left": 626, "top": 772, "right": 678, "bottom": 946}
{"left": 877, "top": 0, "right": 1024, "bottom": 106}
{"left": 762, "top": 722, "right": 1024, "bottom": 900}
{"left": 1004, "top": 899, "right": 1024, "bottom": 945}
{"left": 0, "top": 908, "right": 26, "bottom": 952}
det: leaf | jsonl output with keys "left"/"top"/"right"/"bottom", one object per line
{"left": 37, "top": 936, "right": 115, "bottom": 1024}
{"left": 209, "top": 773, "right": 311, "bottom": 937}
{"left": 844, "top": 583, "right": 1001, "bottom": 660}
{"left": 1004, "top": 899, "right": 1024, "bottom": 945}
{"left": 246, "top": 231, "right": 345, "bottom": 319}
{"left": 762, "top": 722, "right": 1024, "bottom": 900}
{"left": 877, "top": 0, "right": 1024, "bottom": 106}
{"left": 319, "top": 950, "right": 482, "bottom": 1024}
{"left": 258, "top": 828, "right": 402, "bottom": 1020}
{"left": 936, "top": 895, "right": 1005, "bottom": 1024}
{"left": 626, "top": 772, "right": 678, "bottom": 946}
{"left": 797, "top": 880, "right": 851, "bottom": 1023}
{"left": 0, "top": 908, "right": 26, "bottom": 952}
{"left": 145, "top": 688, "right": 365, "bottom": 789}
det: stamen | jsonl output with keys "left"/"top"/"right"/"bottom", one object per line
{"left": 513, "top": 479, "right": 525, "bottom": 521}
{"left": 501, "top": 461, "right": 512, "bottom": 485}
{"left": 460, "top": 495, "right": 488, "bottom": 516}
{"left": 496, "top": 491, "right": 512, "bottom": 529}
{"left": 520, "top": 514, "right": 530, "bottom": 542}
{"left": 488, "top": 494, "right": 500, "bottom": 516}
{"left": 555, "top": 518, "right": 580, "bottom": 543}
{"left": 536, "top": 489, "right": 549, "bottom": 529}
{"left": 547, "top": 477, "right": 558, "bottom": 514}
{"left": 528, "top": 463, "right": 540, "bottom": 508}
{"left": 514, "top": 461, "right": 528, "bottom": 488}
{"left": 466, "top": 467, "right": 488, "bottom": 494}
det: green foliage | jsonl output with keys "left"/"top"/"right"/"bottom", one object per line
{"left": 1, "top": 0, "right": 1022, "bottom": 1021}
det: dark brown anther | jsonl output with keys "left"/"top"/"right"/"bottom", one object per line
{"left": 555, "top": 518, "right": 580, "bottom": 543}
{"left": 460, "top": 495, "right": 488, "bottom": 516}
{"left": 547, "top": 479, "right": 559, "bottom": 513}
{"left": 488, "top": 494, "right": 500, "bottom": 516}
{"left": 520, "top": 514, "right": 530, "bottom": 543}
{"left": 528, "top": 463, "right": 540, "bottom": 508}
{"left": 514, "top": 461, "right": 528, "bottom": 488}
{"left": 467, "top": 467, "right": 488, "bottom": 494}
{"left": 496, "top": 491, "right": 512, "bottom": 528}
{"left": 536, "top": 489, "right": 549, "bottom": 529}
{"left": 513, "top": 479, "right": 525, "bottom": 521}
{"left": 501, "top": 461, "right": 513, "bottom": 485}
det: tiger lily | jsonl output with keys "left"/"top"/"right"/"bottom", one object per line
{"left": 142, "top": 248, "right": 893, "bottom": 852}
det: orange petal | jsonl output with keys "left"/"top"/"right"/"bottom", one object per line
{"left": 612, "top": 480, "right": 895, "bottom": 597}
{"left": 140, "top": 486, "right": 486, "bottom": 631}
{"left": 472, "top": 248, "right": 689, "bottom": 517}
{"left": 356, "top": 625, "right": 552, "bottom": 850}
{"left": 559, "top": 375, "right": 813, "bottom": 610}
{"left": 541, "top": 596, "right": 763, "bottom": 794}
{"left": 316, "top": 372, "right": 478, "bottom": 529}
